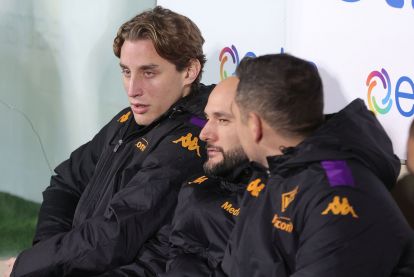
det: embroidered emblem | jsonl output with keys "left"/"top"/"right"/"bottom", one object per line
{"left": 272, "top": 214, "right": 293, "bottom": 233}
{"left": 321, "top": 196, "right": 358, "bottom": 218}
{"left": 221, "top": 201, "right": 240, "bottom": 216}
{"left": 118, "top": 111, "right": 131, "bottom": 123}
{"left": 281, "top": 186, "right": 299, "bottom": 212}
{"left": 246, "top": 178, "right": 265, "bottom": 197}
{"left": 135, "top": 138, "right": 148, "bottom": 152}
{"left": 173, "top": 133, "right": 201, "bottom": 157}
{"left": 188, "top": 175, "right": 208, "bottom": 184}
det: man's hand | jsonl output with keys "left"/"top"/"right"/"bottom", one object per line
{"left": 2, "top": 257, "right": 16, "bottom": 277}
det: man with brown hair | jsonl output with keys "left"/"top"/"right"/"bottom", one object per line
{"left": 8, "top": 6, "right": 213, "bottom": 276}
{"left": 100, "top": 77, "right": 254, "bottom": 276}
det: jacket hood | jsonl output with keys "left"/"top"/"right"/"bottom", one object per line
{"left": 272, "top": 98, "right": 400, "bottom": 189}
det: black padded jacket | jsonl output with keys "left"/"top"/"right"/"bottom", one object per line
{"left": 222, "top": 99, "right": 414, "bottom": 277}
{"left": 11, "top": 84, "right": 214, "bottom": 277}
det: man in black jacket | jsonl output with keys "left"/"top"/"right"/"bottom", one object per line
{"left": 7, "top": 6, "right": 214, "bottom": 277}
{"left": 222, "top": 54, "right": 414, "bottom": 276}
{"left": 101, "top": 77, "right": 259, "bottom": 276}
{"left": 156, "top": 76, "right": 250, "bottom": 276}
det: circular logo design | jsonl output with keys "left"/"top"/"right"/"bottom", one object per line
{"left": 366, "top": 68, "right": 392, "bottom": 115}
{"left": 219, "top": 45, "right": 239, "bottom": 81}
{"left": 219, "top": 45, "right": 256, "bottom": 81}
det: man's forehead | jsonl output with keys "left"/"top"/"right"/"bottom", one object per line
{"left": 211, "top": 77, "right": 238, "bottom": 99}
{"left": 205, "top": 78, "right": 238, "bottom": 115}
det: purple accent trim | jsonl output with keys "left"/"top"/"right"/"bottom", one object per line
{"left": 321, "top": 160, "right": 355, "bottom": 187}
{"left": 190, "top": 116, "right": 206, "bottom": 128}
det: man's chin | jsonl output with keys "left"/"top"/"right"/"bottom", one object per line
{"left": 133, "top": 114, "right": 153, "bottom": 126}
{"left": 204, "top": 159, "right": 223, "bottom": 171}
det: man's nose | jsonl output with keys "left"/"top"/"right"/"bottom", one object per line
{"left": 200, "top": 121, "right": 215, "bottom": 142}
{"left": 127, "top": 76, "right": 144, "bottom": 97}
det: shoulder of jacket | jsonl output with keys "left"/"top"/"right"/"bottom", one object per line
{"left": 112, "top": 107, "right": 132, "bottom": 125}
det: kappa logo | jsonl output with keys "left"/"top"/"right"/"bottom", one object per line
{"left": 118, "top": 111, "right": 131, "bottom": 123}
{"left": 246, "top": 178, "right": 266, "bottom": 197}
{"left": 272, "top": 214, "right": 294, "bottom": 233}
{"left": 281, "top": 186, "right": 299, "bottom": 212}
{"left": 189, "top": 175, "right": 208, "bottom": 184}
{"left": 135, "top": 138, "right": 148, "bottom": 152}
{"left": 221, "top": 201, "right": 240, "bottom": 216}
{"left": 321, "top": 196, "right": 359, "bottom": 218}
{"left": 173, "top": 133, "right": 201, "bottom": 157}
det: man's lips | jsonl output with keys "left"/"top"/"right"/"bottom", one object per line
{"left": 131, "top": 103, "right": 149, "bottom": 114}
{"left": 206, "top": 146, "right": 223, "bottom": 157}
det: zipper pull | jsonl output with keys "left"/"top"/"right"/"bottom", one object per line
{"left": 113, "top": 139, "right": 123, "bottom": 152}
{"left": 169, "top": 107, "right": 182, "bottom": 119}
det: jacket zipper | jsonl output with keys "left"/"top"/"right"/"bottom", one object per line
{"left": 113, "top": 139, "right": 123, "bottom": 152}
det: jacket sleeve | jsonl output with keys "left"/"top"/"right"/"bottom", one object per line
{"left": 291, "top": 187, "right": 411, "bottom": 277}
{"left": 95, "top": 181, "right": 205, "bottom": 277}
{"left": 33, "top": 114, "right": 120, "bottom": 244}
{"left": 92, "top": 225, "right": 173, "bottom": 277}
{"left": 11, "top": 129, "right": 205, "bottom": 277}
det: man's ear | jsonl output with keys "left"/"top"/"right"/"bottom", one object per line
{"left": 248, "top": 112, "right": 263, "bottom": 143}
{"left": 183, "top": 59, "right": 201, "bottom": 85}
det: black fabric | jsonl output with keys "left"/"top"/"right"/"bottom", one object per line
{"left": 11, "top": 84, "right": 215, "bottom": 277}
{"left": 222, "top": 99, "right": 414, "bottom": 277}
{"left": 392, "top": 174, "right": 414, "bottom": 229}
{"left": 100, "top": 162, "right": 252, "bottom": 277}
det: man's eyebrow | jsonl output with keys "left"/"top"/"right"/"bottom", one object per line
{"left": 212, "top": 111, "right": 233, "bottom": 118}
{"left": 118, "top": 63, "right": 159, "bottom": 70}
{"left": 139, "top": 64, "right": 159, "bottom": 70}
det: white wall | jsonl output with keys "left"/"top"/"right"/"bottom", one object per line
{"left": 159, "top": 0, "right": 413, "bottom": 161}
{"left": 285, "top": 0, "right": 413, "bottom": 160}
{"left": 157, "top": 0, "right": 286, "bottom": 85}
{"left": 0, "top": 0, "right": 156, "bottom": 202}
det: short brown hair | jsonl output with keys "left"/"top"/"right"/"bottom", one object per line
{"left": 113, "top": 6, "right": 206, "bottom": 90}
{"left": 236, "top": 54, "right": 324, "bottom": 138}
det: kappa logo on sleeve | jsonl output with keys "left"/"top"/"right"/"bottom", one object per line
{"left": 188, "top": 175, "right": 208, "bottom": 184}
{"left": 172, "top": 133, "right": 201, "bottom": 157}
{"left": 281, "top": 186, "right": 299, "bottom": 212}
{"left": 246, "top": 178, "right": 266, "bottom": 197}
{"left": 321, "top": 196, "right": 359, "bottom": 218}
{"left": 118, "top": 111, "right": 131, "bottom": 123}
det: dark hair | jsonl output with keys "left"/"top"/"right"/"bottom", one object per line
{"left": 235, "top": 53, "right": 324, "bottom": 138}
{"left": 113, "top": 6, "right": 206, "bottom": 91}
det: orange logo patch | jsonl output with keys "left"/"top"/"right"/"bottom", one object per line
{"left": 118, "top": 111, "right": 131, "bottom": 123}
{"left": 135, "top": 138, "right": 148, "bottom": 152}
{"left": 246, "top": 178, "right": 265, "bottom": 197}
{"left": 281, "top": 186, "right": 299, "bottom": 212}
{"left": 173, "top": 133, "right": 201, "bottom": 157}
{"left": 272, "top": 214, "right": 293, "bottom": 233}
{"left": 321, "top": 196, "right": 358, "bottom": 218}
{"left": 221, "top": 201, "right": 240, "bottom": 216}
{"left": 189, "top": 175, "right": 208, "bottom": 184}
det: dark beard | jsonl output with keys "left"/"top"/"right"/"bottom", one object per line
{"left": 203, "top": 147, "right": 248, "bottom": 178}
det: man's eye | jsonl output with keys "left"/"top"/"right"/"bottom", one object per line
{"left": 218, "top": 119, "right": 229, "bottom": 124}
{"left": 121, "top": 68, "right": 130, "bottom": 77}
{"left": 144, "top": 71, "right": 155, "bottom": 78}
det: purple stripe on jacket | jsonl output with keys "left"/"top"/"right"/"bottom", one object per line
{"left": 321, "top": 160, "right": 355, "bottom": 187}
{"left": 190, "top": 116, "right": 206, "bottom": 128}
